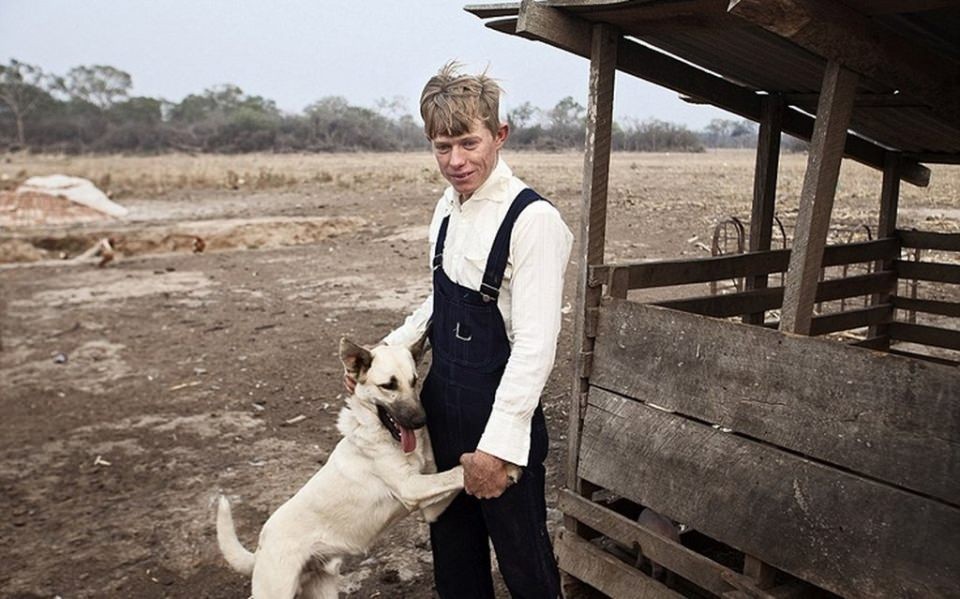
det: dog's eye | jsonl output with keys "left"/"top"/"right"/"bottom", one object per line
{"left": 379, "top": 377, "right": 398, "bottom": 391}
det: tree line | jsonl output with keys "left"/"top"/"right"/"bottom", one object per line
{"left": 0, "top": 59, "right": 778, "bottom": 154}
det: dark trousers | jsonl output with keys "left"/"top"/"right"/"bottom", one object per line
{"left": 423, "top": 365, "right": 561, "bottom": 599}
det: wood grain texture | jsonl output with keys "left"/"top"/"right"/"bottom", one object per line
{"left": 889, "top": 322, "right": 960, "bottom": 352}
{"left": 555, "top": 528, "right": 684, "bottom": 599}
{"left": 745, "top": 94, "right": 784, "bottom": 324}
{"left": 807, "top": 304, "right": 891, "bottom": 336}
{"left": 869, "top": 153, "right": 901, "bottom": 343}
{"left": 578, "top": 388, "right": 960, "bottom": 599}
{"left": 591, "top": 299, "right": 960, "bottom": 502}
{"left": 898, "top": 230, "right": 960, "bottom": 252}
{"left": 559, "top": 490, "right": 750, "bottom": 596}
{"left": 479, "top": 9, "right": 930, "bottom": 186}
{"left": 895, "top": 260, "right": 960, "bottom": 284}
{"left": 728, "top": 0, "right": 960, "bottom": 128}
{"left": 590, "top": 238, "right": 898, "bottom": 290}
{"left": 781, "top": 60, "right": 859, "bottom": 335}
{"left": 891, "top": 296, "right": 960, "bottom": 319}
{"left": 564, "top": 18, "right": 618, "bottom": 518}
{"left": 654, "top": 272, "right": 895, "bottom": 319}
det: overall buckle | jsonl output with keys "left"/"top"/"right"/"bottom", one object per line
{"left": 480, "top": 283, "right": 499, "bottom": 303}
{"left": 454, "top": 322, "right": 472, "bottom": 341}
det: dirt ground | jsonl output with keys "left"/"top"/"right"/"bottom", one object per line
{"left": 1, "top": 150, "right": 957, "bottom": 599}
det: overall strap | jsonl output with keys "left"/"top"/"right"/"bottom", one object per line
{"left": 479, "top": 188, "right": 547, "bottom": 302}
{"left": 432, "top": 215, "right": 451, "bottom": 271}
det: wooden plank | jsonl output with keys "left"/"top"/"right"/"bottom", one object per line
{"left": 558, "top": 489, "right": 751, "bottom": 597}
{"left": 814, "top": 271, "right": 896, "bottom": 301}
{"left": 844, "top": 0, "right": 960, "bottom": 14}
{"left": 589, "top": 238, "right": 898, "bottom": 290}
{"left": 605, "top": 251, "right": 789, "bottom": 290}
{"left": 808, "top": 304, "right": 891, "bottom": 336}
{"left": 869, "top": 152, "right": 901, "bottom": 344}
{"left": 479, "top": 11, "right": 930, "bottom": 186}
{"left": 781, "top": 60, "right": 859, "bottom": 335}
{"left": 892, "top": 296, "right": 960, "bottom": 318}
{"left": 561, "top": 14, "right": 618, "bottom": 530}
{"left": 656, "top": 287, "right": 782, "bottom": 318}
{"left": 820, "top": 237, "right": 898, "bottom": 266}
{"left": 890, "top": 322, "right": 960, "bottom": 352}
{"left": 850, "top": 335, "right": 889, "bottom": 350}
{"left": 904, "top": 152, "right": 960, "bottom": 165}
{"left": 745, "top": 94, "right": 784, "bottom": 324}
{"left": 463, "top": 2, "right": 520, "bottom": 19}
{"left": 878, "top": 154, "right": 901, "bottom": 240}
{"left": 896, "top": 260, "right": 960, "bottom": 284}
{"left": 898, "top": 230, "right": 960, "bottom": 251}
{"left": 517, "top": 0, "right": 591, "bottom": 56}
{"left": 888, "top": 348, "right": 960, "bottom": 367}
{"left": 743, "top": 556, "right": 776, "bottom": 590}
{"left": 591, "top": 300, "right": 960, "bottom": 502}
{"left": 579, "top": 388, "right": 960, "bottom": 599}
{"left": 784, "top": 91, "right": 924, "bottom": 108}
{"left": 728, "top": 0, "right": 960, "bottom": 129}
{"left": 654, "top": 272, "right": 895, "bottom": 319}
{"left": 555, "top": 529, "right": 684, "bottom": 599}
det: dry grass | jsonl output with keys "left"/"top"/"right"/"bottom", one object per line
{"left": 1, "top": 150, "right": 957, "bottom": 233}
{"left": 0, "top": 152, "right": 447, "bottom": 198}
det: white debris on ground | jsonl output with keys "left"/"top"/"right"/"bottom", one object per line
{"left": 0, "top": 175, "right": 127, "bottom": 228}
{"left": 17, "top": 174, "right": 128, "bottom": 217}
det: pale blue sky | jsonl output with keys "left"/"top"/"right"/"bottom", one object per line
{"left": 0, "top": 0, "right": 730, "bottom": 128}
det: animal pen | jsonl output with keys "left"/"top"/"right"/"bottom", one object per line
{"left": 469, "top": 1, "right": 959, "bottom": 598}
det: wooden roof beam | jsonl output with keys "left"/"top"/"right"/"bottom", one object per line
{"left": 842, "top": 0, "right": 960, "bottom": 15}
{"left": 464, "top": 2, "right": 521, "bottom": 19}
{"left": 728, "top": 0, "right": 960, "bottom": 131}
{"left": 485, "top": 4, "right": 930, "bottom": 186}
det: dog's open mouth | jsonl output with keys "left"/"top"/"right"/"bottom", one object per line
{"left": 377, "top": 405, "right": 417, "bottom": 453}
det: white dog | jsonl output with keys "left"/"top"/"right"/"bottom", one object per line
{"left": 216, "top": 336, "right": 465, "bottom": 598}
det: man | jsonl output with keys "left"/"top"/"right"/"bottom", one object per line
{"left": 353, "top": 62, "right": 572, "bottom": 598}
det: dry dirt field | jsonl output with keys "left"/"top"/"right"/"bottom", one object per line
{"left": 1, "top": 150, "right": 957, "bottom": 598}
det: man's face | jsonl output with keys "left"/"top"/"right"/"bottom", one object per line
{"left": 431, "top": 119, "right": 509, "bottom": 199}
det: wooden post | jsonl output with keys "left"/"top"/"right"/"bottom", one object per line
{"left": 780, "top": 60, "right": 858, "bottom": 335}
{"left": 868, "top": 152, "right": 901, "bottom": 345}
{"left": 743, "top": 555, "right": 777, "bottom": 589}
{"left": 567, "top": 20, "right": 617, "bottom": 519}
{"left": 744, "top": 94, "right": 783, "bottom": 325}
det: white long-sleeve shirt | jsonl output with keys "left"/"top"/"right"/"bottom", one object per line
{"left": 383, "top": 158, "right": 573, "bottom": 466}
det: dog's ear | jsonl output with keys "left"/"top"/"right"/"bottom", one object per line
{"left": 408, "top": 328, "right": 430, "bottom": 365}
{"left": 339, "top": 337, "right": 373, "bottom": 378}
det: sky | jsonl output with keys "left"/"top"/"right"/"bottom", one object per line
{"left": 0, "top": 0, "right": 730, "bottom": 129}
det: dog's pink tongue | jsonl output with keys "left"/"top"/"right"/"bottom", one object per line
{"left": 400, "top": 427, "right": 416, "bottom": 453}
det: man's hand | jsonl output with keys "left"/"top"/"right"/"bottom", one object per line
{"left": 460, "top": 450, "right": 514, "bottom": 499}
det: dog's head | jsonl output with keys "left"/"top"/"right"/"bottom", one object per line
{"left": 339, "top": 334, "right": 429, "bottom": 454}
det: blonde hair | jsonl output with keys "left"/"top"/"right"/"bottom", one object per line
{"left": 420, "top": 62, "right": 502, "bottom": 140}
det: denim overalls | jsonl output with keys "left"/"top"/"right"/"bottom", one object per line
{"left": 421, "top": 188, "right": 561, "bottom": 599}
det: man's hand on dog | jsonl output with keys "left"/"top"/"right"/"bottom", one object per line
{"left": 460, "top": 450, "right": 514, "bottom": 499}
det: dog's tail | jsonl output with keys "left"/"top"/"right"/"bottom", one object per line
{"left": 216, "top": 495, "right": 256, "bottom": 576}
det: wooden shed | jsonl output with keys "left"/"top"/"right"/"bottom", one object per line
{"left": 468, "top": 1, "right": 959, "bottom": 597}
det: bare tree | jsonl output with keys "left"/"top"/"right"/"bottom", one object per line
{"left": 508, "top": 101, "right": 539, "bottom": 129}
{"left": 0, "top": 59, "right": 55, "bottom": 146}
{"left": 64, "top": 65, "right": 132, "bottom": 110}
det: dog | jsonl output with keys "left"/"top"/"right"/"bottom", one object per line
{"left": 216, "top": 335, "right": 467, "bottom": 598}
{"left": 635, "top": 507, "right": 680, "bottom": 583}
